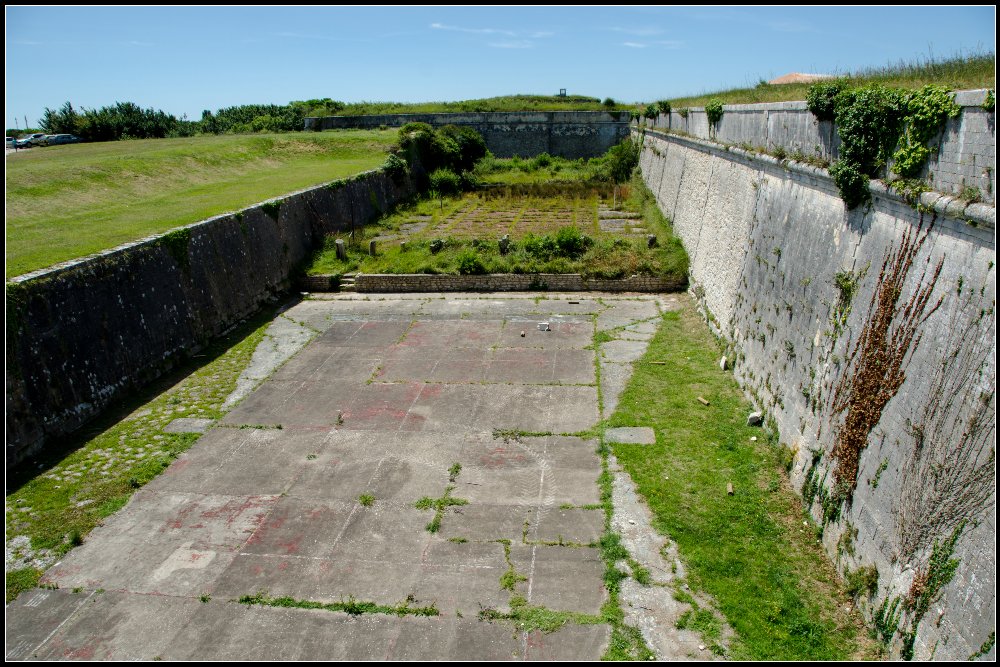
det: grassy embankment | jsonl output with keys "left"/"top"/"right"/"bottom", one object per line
{"left": 5, "top": 130, "right": 397, "bottom": 278}
{"left": 334, "top": 94, "right": 623, "bottom": 115}
{"left": 663, "top": 51, "right": 994, "bottom": 108}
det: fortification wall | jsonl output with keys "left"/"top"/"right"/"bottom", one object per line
{"left": 639, "top": 128, "right": 995, "bottom": 661}
{"left": 305, "top": 111, "right": 632, "bottom": 159}
{"left": 6, "top": 168, "right": 418, "bottom": 467}
{"left": 646, "top": 89, "right": 995, "bottom": 205}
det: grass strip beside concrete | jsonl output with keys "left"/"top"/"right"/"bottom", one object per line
{"left": 608, "top": 305, "right": 878, "bottom": 660}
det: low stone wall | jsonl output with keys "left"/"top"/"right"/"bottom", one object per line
{"left": 349, "top": 273, "right": 682, "bottom": 293}
{"left": 640, "top": 129, "right": 995, "bottom": 661}
{"left": 305, "top": 111, "right": 631, "bottom": 159}
{"left": 645, "top": 89, "right": 995, "bottom": 204}
{"left": 6, "top": 168, "right": 419, "bottom": 467}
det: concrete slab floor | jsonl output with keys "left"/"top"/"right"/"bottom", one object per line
{"left": 7, "top": 293, "right": 669, "bottom": 661}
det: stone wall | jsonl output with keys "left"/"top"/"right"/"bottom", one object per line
{"left": 305, "top": 111, "right": 631, "bottom": 159}
{"left": 344, "top": 273, "right": 682, "bottom": 293}
{"left": 640, "top": 129, "right": 995, "bottom": 661}
{"left": 6, "top": 167, "right": 419, "bottom": 467}
{"left": 646, "top": 90, "right": 995, "bottom": 205}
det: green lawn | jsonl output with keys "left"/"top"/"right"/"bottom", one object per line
{"left": 608, "top": 304, "right": 880, "bottom": 660}
{"left": 5, "top": 130, "right": 397, "bottom": 278}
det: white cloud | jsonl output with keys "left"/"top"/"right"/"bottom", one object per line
{"left": 623, "top": 42, "right": 647, "bottom": 48}
{"left": 489, "top": 40, "right": 533, "bottom": 49}
{"left": 430, "top": 22, "right": 516, "bottom": 37}
{"left": 611, "top": 26, "right": 664, "bottom": 37}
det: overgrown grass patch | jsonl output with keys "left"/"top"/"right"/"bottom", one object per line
{"left": 305, "top": 175, "right": 687, "bottom": 284}
{"left": 608, "top": 302, "right": 877, "bottom": 660}
{"left": 6, "top": 130, "right": 396, "bottom": 277}
{"left": 5, "top": 307, "right": 280, "bottom": 602}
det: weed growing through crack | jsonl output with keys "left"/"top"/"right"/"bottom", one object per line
{"left": 238, "top": 592, "right": 439, "bottom": 617}
{"left": 414, "top": 484, "right": 468, "bottom": 533}
{"left": 358, "top": 494, "right": 376, "bottom": 507}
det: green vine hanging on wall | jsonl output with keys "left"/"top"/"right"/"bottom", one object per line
{"left": 892, "top": 85, "right": 961, "bottom": 178}
{"left": 807, "top": 82, "right": 961, "bottom": 209}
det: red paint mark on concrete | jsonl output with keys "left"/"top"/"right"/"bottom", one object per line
{"left": 419, "top": 384, "right": 443, "bottom": 400}
{"left": 277, "top": 534, "right": 303, "bottom": 555}
{"left": 200, "top": 496, "right": 275, "bottom": 529}
{"left": 63, "top": 644, "right": 96, "bottom": 660}
{"left": 164, "top": 501, "right": 198, "bottom": 530}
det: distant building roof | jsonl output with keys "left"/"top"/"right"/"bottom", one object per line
{"left": 768, "top": 73, "right": 836, "bottom": 85}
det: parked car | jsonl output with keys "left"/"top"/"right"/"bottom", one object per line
{"left": 45, "top": 134, "right": 81, "bottom": 146}
{"left": 5, "top": 137, "right": 16, "bottom": 148}
{"left": 15, "top": 133, "right": 48, "bottom": 147}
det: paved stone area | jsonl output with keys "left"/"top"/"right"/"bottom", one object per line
{"left": 6, "top": 293, "right": 679, "bottom": 661}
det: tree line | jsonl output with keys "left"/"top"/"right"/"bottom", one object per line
{"left": 8, "top": 99, "right": 346, "bottom": 143}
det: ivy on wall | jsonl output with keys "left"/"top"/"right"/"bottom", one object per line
{"left": 807, "top": 82, "right": 961, "bottom": 208}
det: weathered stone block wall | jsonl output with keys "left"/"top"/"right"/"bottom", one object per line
{"left": 647, "top": 90, "right": 995, "bottom": 204}
{"left": 6, "top": 168, "right": 418, "bottom": 467}
{"left": 348, "top": 273, "right": 682, "bottom": 293}
{"left": 640, "top": 129, "right": 996, "bottom": 661}
{"left": 305, "top": 111, "right": 632, "bottom": 159}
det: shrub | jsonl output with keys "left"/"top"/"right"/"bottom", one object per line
{"left": 382, "top": 153, "right": 408, "bottom": 182}
{"left": 644, "top": 104, "right": 659, "bottom": 120}
{"left": 437, "top": 124, "right": 488, "bottom": 172}
{"left": 554, "top": 226, "right": 593, "bottom": 258}
{"left": 532, "top": 152, "right": 553, "bottom": 169}
{"left": 657, "top": 100, "right": 672, "bottom": 116}
{"left": 522, "top": 233, "right": 558, "bottom": 260}
{"left": 834, "top": 84, "right": 905, "bottom": 175}
{"left": 806, "top": 80, "right": 847, "bottom": 121}
{"left": 456, "top": 249, "right": 486, "bottom": 275}
{"left": 705, "top": 100, "right": 724, "bottom": 125}
{"left": 603, "top": 97, "right": 617, "bottom": 109}
{"left": 429, "top": 168, "right": 461, "bottom": 196}
{"left": 829, "top": 160, "right": 871, "bottom": 210}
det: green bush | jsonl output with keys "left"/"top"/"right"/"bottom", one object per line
{"left": 657, "top": 100, "right": 672, "bottom": 116}
{"left": 456, "top": 248, "right": 486, "bottom": 275}
{"left": 438, "top": 124, "right": 488, "bottom": 172}
{"left": 835, "top": 84, "right": 905, "bottom": 175}
{"left": 705, "top": 100, "right": 724, "bottom": 125}
{"left": 554, "top": 226, "right": 593, "bottom": 258}
{"left": 829, "top": 160, "right": 871, "bottom": 210}
{"left": 382, "top": 153, "right": 409, "bottom": 182}
{"left": 429, "top": 168, "right": 462, "bottom": 196}
{"left": 644, "top": 104, "right": 659, "bottom": 120}
{"left": 532, "top": 152, "right": 553, "bottom": 169}
{"left": 522, "top": 233, "right": 559, "bottom": 260}
{"left": 806, "top": 81, "right": 847, "bottom": 121}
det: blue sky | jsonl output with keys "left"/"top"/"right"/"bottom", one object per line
{"left": 4, "top": 6, "right": 995, "bottom": 128}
